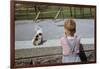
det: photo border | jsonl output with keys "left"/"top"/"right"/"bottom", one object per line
{"left": 10, "top": 0, "right": 96, "bottom": 68}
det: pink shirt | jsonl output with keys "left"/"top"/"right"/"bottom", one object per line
{"left": 60, "top": 35, "right": 80, "bottom": 55}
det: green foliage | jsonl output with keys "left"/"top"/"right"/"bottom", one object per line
{"left": 15, "top": 4, "right": 95, "bottom": 20}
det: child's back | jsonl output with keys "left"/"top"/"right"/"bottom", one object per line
{"left": 61, "top": 35, "right": 80, "bottom": 63}
{"left": 60, "top": 19, "right": 81, "bottom": 63}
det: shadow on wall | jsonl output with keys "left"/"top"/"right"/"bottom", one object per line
{"left": 79, "top": 44, "right": 95, "bottom": 63}
{"left": 79, "top": 44, "right": 87, "bottom": 63}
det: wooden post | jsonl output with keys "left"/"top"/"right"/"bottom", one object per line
{"left": 60, "top": 8, "right": 64, "bottom": 19}
{"left": 74, "top": 7, "right": 76, "bottom": 18}
{"left": 70, "top": 7, "right": 72, "bottom": 18}
{"left": 61, "top": 8, "right": 64, "bottom": 19}
{"left": 90, "top": 8, "right": 93, "bottom": 17}
{"left": 80, "top": 8, "right": 84, "bottom": 18}
{"left": 27, "top": 7, "right": 29, "bottom": 19}
{"left": 34, "top": 5, "right": 38, "bottom": 15}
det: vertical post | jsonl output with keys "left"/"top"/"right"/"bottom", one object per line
{"left": 90, "top": 8, "right": 93, "bottom": 18}
{"left": 33, "top": 5, "right": 38, "bottom": 20}
{"left": 70, "top": 7, "right": 72, "bottom": 18}
{"left": 74, "top": 7, "right": 76, "bottom": 18}
{"left": 27, "top": 6, "right": 29, "bottom": 19}
{"left": 80, "top": 8, "right": 84, "bottom": 18}
{"left": 34, "top": 5, "right": 38, "bottom": 15}
{"left": 60, "top": 8, "right": 64, "bottom": 19}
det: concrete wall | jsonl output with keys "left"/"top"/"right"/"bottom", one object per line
{"left": 15, "top": 38, "right": 94, "bottom": 59}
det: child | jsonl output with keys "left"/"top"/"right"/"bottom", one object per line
{"left": 60, "top": 19, "right": 81, "bottom": 63}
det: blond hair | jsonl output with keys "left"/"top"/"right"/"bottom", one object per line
{"left": 64, "top": 19, "right": 76, "bottom": 36}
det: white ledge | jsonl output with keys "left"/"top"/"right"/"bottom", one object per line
{"left": 15, "top": 38, "right": 94, "bottom": 49}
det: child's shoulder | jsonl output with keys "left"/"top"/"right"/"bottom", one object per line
{"left": 74, "top": 35, "right": 81, "bottom": 42}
